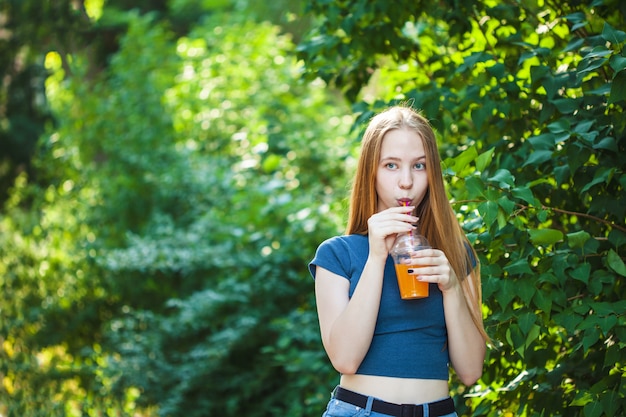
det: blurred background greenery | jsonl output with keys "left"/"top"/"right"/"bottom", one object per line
{"left": 0, "top": 0, "right": 624, "bottom": 416}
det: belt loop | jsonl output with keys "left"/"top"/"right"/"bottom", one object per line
{"left": 363, "top": 395, "right": 374, "bottom": 416}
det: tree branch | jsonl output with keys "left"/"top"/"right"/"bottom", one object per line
{"left": 453, "top": 199, "right": 626, "bottom": 234}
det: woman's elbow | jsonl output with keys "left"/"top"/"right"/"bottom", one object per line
{"left": 456, "top": 367, "right": 483, "bottom": 386}
{"left": 329, "top": 356, "right": 361, "bottom": 375}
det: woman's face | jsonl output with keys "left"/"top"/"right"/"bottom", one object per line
{"left": 375, "top": 127, "right": 429, "bottom": 212}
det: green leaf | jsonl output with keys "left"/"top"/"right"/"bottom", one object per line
{"left": 506, "top": 324, "right": 526, "bottom": 358}
{"left": 533, "top": 289, "right": 552, "bottom": 312}
{"left": 548, "top": 118, "right": 571, "bottom": 133}
{"left": 529, "top": 228, "right": 564, "bottom": 245}
{"left": 497, "top": 195, "right": 516, "bottom": 215}
{"left": 512, "top": 186, "right": 535, "bottom": 205}
{"left": 567, "top": 230, "right": 591, "bottom": 248}
{"left": 526, "top": 324, "right": 541, "bottom": 348}
{"left": 570, "top": 391, "right": 594, "bottom": 406}
{"left": 608, "top": 230, "right": 626, "bottom": 249}
{"left": 577, "top": 47, "right": 610, "bottom": 79}
{"left": 570, "top": 262, "right": 591, "bottom": 284}
{"left": 497, "top": 208, "right": 508, "bottom": 229}
{"left": 486, "top": 62, "right": 505, "bottom": 79}
{"left": 582, "top": 326, "right": 601, "bottom": 353}
{"left": 603, "top": 342, "right": 621, "bottom": 369}
{"left": 598, "top": 315, "right": 617, "bottom": 335}
{"left": 556, "top": 311, "right": 584, "bottom": 333}
{"left": 609, "top": 70, "right": 626, "bottom": 104}
{"left": 583, "top": 400, "right": 603, "bottom": 417}
{"left": 550, "top": 97, "right": 582, "bottom": 114}
{"left": 518, "top": 311, "right": 537, "bottom": 335}
{"left": 465, "top": 176, "right": 485, "bottom": 199}
{"left": 518, "top": 50, "right": 537, "bottom": 66}
{"left": 589, "top": 301, "right": 619, "bottom": 316}
{"left": 582, "top": 46, "right": 613, "bottom": 59}
{"left": 581, "top": 167, "right": 614, "bottom": 192}
{"left": 573, "top": 119, "right": 595, "bottom": 134}
{"left": 462, "top": 51, "right": 494, "bottom": 68}
{"left": 517, "top": 279, "right": 536, "bottom": 305}
{"left": 471, "top": 102, "right": 494, "bottom": 131}
{"left": 567, "top": 143, "right": 591, "bottom": 174}
{"left": 450, "top": 145, "right": 478, "bottom": 175}
{"left": 522, "top": 150, "right": 553, "bottom": 167}
{"left": 564, "top": 11, "right": 586, "bottom": 24}
{"left": 610, "top": 55, "right": 626, "bottom": 72}
{"left": 607, "top": 249, "right": 626, "bottom": 276}
{"left": 496, "top": 278, "right": 517, "bottom": 309}
{"left": 600, "top": 390, "right": 620, "bottom": 416}
{"left": 475, "top": 147, "right": 494, "bottom": 172}
{"left": 563, "top": 37, "right": 585, "bottom": 53}
{"left": 528, "top": 133, "right": 555, "bottom": 150}
{"left": 504, "top": 258, "right": 533, "bottom": 275}
{"left": 601, "top": 22, "right": 626, "bottom": 44}
{"left": 592, "top": 136, "right": 618, "bottom": 151}
{"left": 478, "top": 200, "right": 499, "bottom": 227}
{"left": 487, "top": 169, "right": 515, "bottom": 189}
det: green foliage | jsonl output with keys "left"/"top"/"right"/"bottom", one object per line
{"left": 2, "top": 5, "right": 348, "bottom": 416}
{"left": 298, "top": 0, "right": 625, "bottom": 415}
{"left": 90, "top": 16, "right": 348, "bottom": 415}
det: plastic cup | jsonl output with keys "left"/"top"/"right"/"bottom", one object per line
{"left": 390, "top": 229, "right": 431, "bottom": 300}
{"left": 393, "top": 252, "right": 430, "bottom": 299}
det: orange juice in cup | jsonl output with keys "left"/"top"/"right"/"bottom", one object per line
{"left": 390, "top": 229, "right": 431, "bottom": 300}
{"left": 394, "top": 262, "right": 429, "bottom": 299}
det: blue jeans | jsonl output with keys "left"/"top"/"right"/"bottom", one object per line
{"left": 321, "top": 394, "right": 458, "bottom": 417}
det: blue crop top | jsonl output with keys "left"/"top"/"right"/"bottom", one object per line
{"left": 308, "top": 234, "right": 450, "bottom": 380}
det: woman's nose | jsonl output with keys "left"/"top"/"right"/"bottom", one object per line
{"left": 398, "top": 169, "right": 413, "bottom": 189}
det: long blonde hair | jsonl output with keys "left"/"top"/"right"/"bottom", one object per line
{"left": 346, "top": 105, "right": 489, "bottom": 342}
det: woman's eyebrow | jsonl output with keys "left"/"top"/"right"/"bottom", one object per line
{"left": 380, "top": 155, "right": 426, "bottom": 161}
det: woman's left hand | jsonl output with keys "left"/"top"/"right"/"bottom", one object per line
{"left": 408, "top": 249, "right": 459, "bottom": 293}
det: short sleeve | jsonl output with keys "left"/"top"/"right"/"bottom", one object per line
{"left": 465, "top": 241, "right": 478, "bottom": 274}
{"left": 308, "top": 236, "right": 352, "bottom": 281}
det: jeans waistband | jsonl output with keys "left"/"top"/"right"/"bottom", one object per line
{"left": 333, "top": 386, "right": 455, "bottom": 417}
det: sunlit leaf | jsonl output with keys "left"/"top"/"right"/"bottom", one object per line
{"left": 567, "top": 230, "right": 591, "bottom": 248}
{"left": 529, "top": 228, "right": 563, "bottom": 245}
{"left": 475, "top": 147, "right": 494, "bottom": 172}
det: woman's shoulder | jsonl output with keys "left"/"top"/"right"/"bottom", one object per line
{"left": 318, "top": 233, "right": 368, "bottom": 250}
{"left": 311, "top": 234, "right": 368, "bottom": 266}
{"left": 310, "top": 234, "right": 369, "bottom": 280}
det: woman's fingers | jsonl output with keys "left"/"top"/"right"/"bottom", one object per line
{"left": 407, "top": 249, "right": 457, "bottom": 291}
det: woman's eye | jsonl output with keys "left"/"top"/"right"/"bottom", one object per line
{"left": 414, "top": 163, "right": 425, "bottom": 170}
{"left": 385, "top": 163, "right": 397, "bottom": 169}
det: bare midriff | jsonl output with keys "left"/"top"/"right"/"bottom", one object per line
{"left": 339, "top": 374, "right": 450, "bottom": 405}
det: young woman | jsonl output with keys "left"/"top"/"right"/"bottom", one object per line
{"left": 309, "top": 105, "right": 489, "bottom": 417}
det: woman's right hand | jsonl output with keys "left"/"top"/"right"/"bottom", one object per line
{"left": 366, "top": 206, "right": 418, "bottom": 259}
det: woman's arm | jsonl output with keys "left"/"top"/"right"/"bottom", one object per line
{"left": 315, "top": 206, "right": 418, "bottom": 374}
{"left": 442, "top": 272, "right": 486, "bottom": 385}
{"left": 409, "top": 250, "right": 486, "bottom": 385}
{"left": 315, "top": 257, "right": 386, "bottom": 374}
